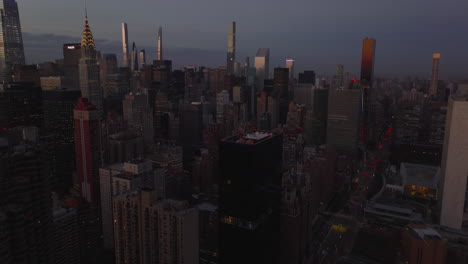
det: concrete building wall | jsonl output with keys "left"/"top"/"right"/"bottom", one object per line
{"left": 440, "top": 98, "right": 468, "bottom": 229}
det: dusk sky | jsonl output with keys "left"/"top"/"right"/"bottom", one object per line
{"left": 20, "top": 0, "right": 468, "bottom": 79}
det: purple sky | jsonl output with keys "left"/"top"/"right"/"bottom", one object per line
{"left": 19, "top": 0, "right": 468, "bottom": 80}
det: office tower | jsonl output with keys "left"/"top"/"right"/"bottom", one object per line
{"left": 243, "top": 56, "right": 250, "bottom": 77}
{"left": 0, "top": 82, "right": 43, "bottom": 129}
{"left": 79, "top": 16, "right": 103, "bottom": 112}
{"left": 113, "top": 190, "right": 199, "bottom": 264}
{"left": 74, "top": 98, "right": 102, "bottom": 205}
{"left": 255, "top": 48, "right": 270, "bottom": 92}
{"left": 285, "top": 58, "right": 295, "bottom": 82}
{"left": 149, "top": 60, "right": 172, "bottom": 94}
{"left": 14, "top": 64, "right": 40, "bottom": 85}
{"left": 121, "top": 23, "right": 129, "bottom": 67}
{"left": 123, "top": 91, "right": 154, "bottom": 145}
{"left": 63, "top": 43, "right": 81, "bottom": 90}
{"left": 327, "top": 88, "right": 362, "bottom": 155}
{"left": 157, "top": 26, "right": 163, "bottom": 60}
{"left": 360, "top": 38, "right": 376, "bottom": 87}
{"left": 430, "top": 53, "right": 441, "bottom": 97}
{"left": 293, "top": 83, "right": 315, "bottom": 107}
{"left": 209, "top": 67, "right": 228, "bottom": 95}
{"left": 219, "top": 131, "right": 283, "bottom": 264}
{"left": 440, "top": 96, "right": 468, "bottom": 229}
{"left": 153, "top": 91, "right": 171, "bottom": 139}
{"left": 298, "top": 70, "right": 316, "bottom": 84}
{"left": 335, "top": 64, "right": 344, "bottom": 88}
{"left": 217, "top": 90, "right": 230, "bottom": 124}
{"left": 344, "top": 71, "right": 350, "bottom": 88}
{"left": 226, "top": 21, "right": 236, "bottom": 74}
{"left": 179, "top": 102, "right": 203, "bottom": 168}
{"left": 395, "top": 102, "right": 423, "bottom": 144}
{"left": 52, "top": 202, "right": 80, "bottom": 264}
{"left": 99, "top": 53, "right": 118, "bottom": 95}
{"left": 0, "top": 127, "right": 53, "bottom": 263}
{"left": 0, "top": 0, "right": 25, "bottom": 82}
{"left": 100, "top": 160, "right": 153, "bottom": 249}
{"left": 139, "top": 49, "right": 146, "bottom": 68}
{"left": 43, "top": 89, "right": 81, "bottom": 192}
{"left": 130, "top": 42, "right": 138, "bottom": 72}
{"left": 273, "top": 67, "right": 290, "bottom": 123}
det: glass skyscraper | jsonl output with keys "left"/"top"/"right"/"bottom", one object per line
{"left": 0, "top": 0, "right": 26, "bottom": 82}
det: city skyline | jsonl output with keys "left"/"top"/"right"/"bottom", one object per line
{"left": 18, "top": 0, "right": 468, "bottom": 79}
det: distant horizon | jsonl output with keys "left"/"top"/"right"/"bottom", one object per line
{"left": 19, "top": 0, "right": 468, "bottom": 80}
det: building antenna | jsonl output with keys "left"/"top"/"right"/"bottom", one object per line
{"left": 85, "top": 0, "right": 88, "bottom": 18}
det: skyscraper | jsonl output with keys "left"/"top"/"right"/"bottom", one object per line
{"left": 0, "top": 127, "right": 53, "bottom": 263}
{"left": 139, "top": 49, "right": 146, "bottom": 68}
{"left": 121, "top": 23, "right": 129, "bottom": 67}
{"left": 123, "top": 91, "right": 154, "bottom": 145}
{"left": 255, "top": 48, "right": 270, "bottom": 92}
{"left": 157, "top": 26, "right": 163, "bottom": 60}
{"left": 113, "top": 190, "right": 199, "bottom": 264}
{"left": 0, "top": 0, "right": 26, "bottom": 82}
{"left": 273, "top": 67, "right": 290, "bottom": 124}
{"left": 430, "top": 53, "right": 441, "bottom": 97}
{"left": 79, "top": 15, "right": 103, "bottom": 112}
{"left": 219, "top": 131, "right": 283, "bottom": 264}
{"left": 226, "top": 21, "right": 236, "bottom": 74}
{"left": 130, "top": 42, "right": 138, "bottom": 72}
{"left": 74, "top": 98, "right": 102, "bottom": 205}
{"left": 360, "top": 38, "right": 376, "bottom": 87}
{"left": 335, "top": 64, "right": 344, "bottom": 88}
{"left": 63, "top": 43, "right": 82, "bottom": 90}
{"left": 440, "top": 95, "right": 468, "bottom": 229}
{"left": 43, "top": 89, "right": 81, "bottom": 192}
{"left": 285, "top": 58, "right": 295, "bottom": 82}
{"left": 327, "top": 88, "right": 362, "bottom": 155}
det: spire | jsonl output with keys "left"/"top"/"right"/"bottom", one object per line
{"left": 81, "top": 8, "right": 96, "bottom": 59}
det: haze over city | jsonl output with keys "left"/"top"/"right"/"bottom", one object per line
{"left": 21, "top": 0, "right": 468, "bottom": 79}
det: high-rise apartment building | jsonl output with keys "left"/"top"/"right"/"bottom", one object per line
{"left": 122, "top": 23, "right": 129, "bottom": 67}
{"left": 157, "top": 26, "right": 163, "bottom": 60}
{"left": 74, "top": 98, "right": 102, "bottom": 205}
{"left": 430, "top": 53, "right": 441, "bottom": 97}
{"left": 360, "top": 38, "right": 376, "bottom": 87}
{"left": 226, "top": 22, "right": 236, "bottom": 74}
{"left": 79, "top": 16, "right": 103, "bottom": 112}
{"left": 255, "top": 48, "right": 270, "bottom": 92}
{"left": 327, "top": 88, "right": 362, "bottom": 155}
{"left": 100, "top": 160, "right": 154, "bottom": 249}
{"left": 113, "top": 189, "right": 199, "bottom": 264}
{"left": 0, "top": 0, "right": 25, "bottom": 82}
{"left": 219, "top": 131, "right": 283, "bottom": 264}
{"left": 440, "top": 96, "right": 468, "bottom": 229}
